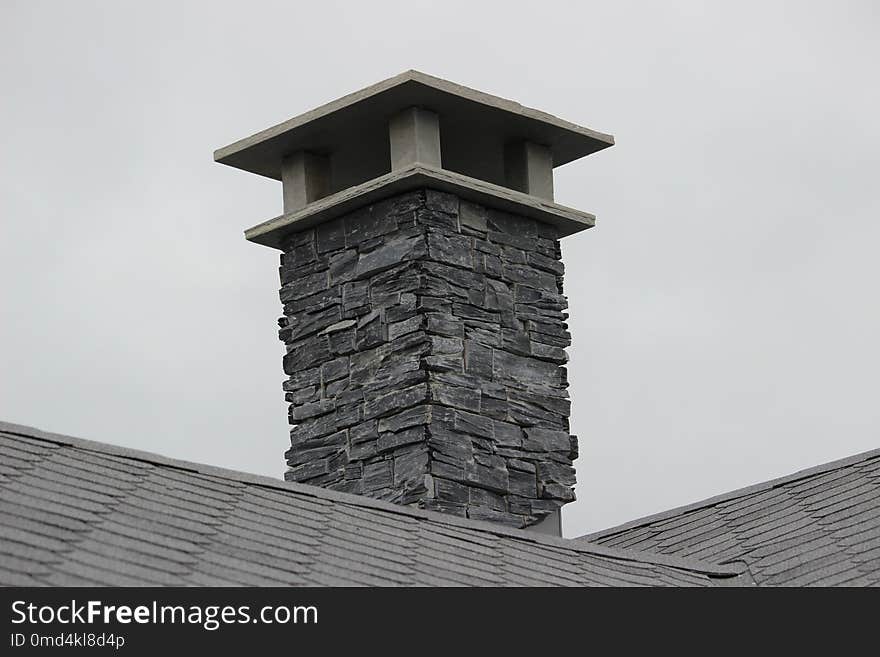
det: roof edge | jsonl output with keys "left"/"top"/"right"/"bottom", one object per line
{"left": 582, "top": 445, "right": 880, "bottom": 543}
{"left": 0, "top": 419, "right": 739, "bottom": 578}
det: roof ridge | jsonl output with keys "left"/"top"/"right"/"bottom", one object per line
{"left": 581, "top": 445, "right": 880, "bottom": 542}
{"left": 0, "top": 419, "right": 740, "bottom": 578}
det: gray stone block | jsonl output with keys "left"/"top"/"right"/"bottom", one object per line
{"left": 459, "top": 200, "right": 488, "bottom": 232}
{"left": 428, "top": 335, "right": 463, "bottom": 355}
{"left": 328, "top": 248, "right": 358, "bottom": 284}
{"left": 425, "top": 189, "right": 460, "bottom": 216}
{"left": 469, "top": 486, "right": 507, "bottom": 511}
{"left": 363, "top": 383, "right": 430, "bottom": 420}
{"left": 536, "top": 460, "right": 576, "bottom": 485}
{"left": 430, "top": 383, "right": 481, "bottom": 412}
{"left": 355, "top": 312, "right": 385, "bottom": 350}
{"left": 494, "top": 421, "right": 523, "bottom": 447}
{"left": 428, "top": 433, "right": 473, "bottom": 464}
{"left": 363, "top": 460, "right": 393, "bottom": 491}
{"left": 316, "top": 218, "right": 345, "bottom": 253}
{"left": 425, "top": 313, "right": 463, "bottom": 338}
{"left": 430, "top": 476, "right": 468, "bottom": 503}
{"left": 378, "top": 405, "right": 430, "bottom": 433}
{"left": 467, "top": 506, "right": 524, "bottom": 528}
{"left": 427, "top": 230, "right": 473, "bottom": 269}
{"left": 464, "top": 340, "right": 493, "bottom": 378}
{"left": 452, "top": 409, "right": 493, "bottom": 438}
{"left": 291, "top": 400, "right": 335, "bottom": 421}
{"left": 422, "top": 499, "right": 468, "bottom": 517}
{"left": 355, "top": 235, "right": 426, "bottom": 279}
{"left": 282, "top": 335, "right": 330, "bottom": 373}
{"left": 377, "top": 426, "right": 426, "bottom": 453}
{"left": 320, "top": 356, "right": 349, "bottom": 383}
{"left": 393, "top": 447, "right": 429, "bottom": 487}
{"left": 388, "top": 315, "right": 424, "bottom": 341}
{"left": 288, "top": 458, "right": 331, "bottom": 481}
{"left": 346, "top": 206, "right": 397, "bottom": 243}
{"left": 280, "top": 271, "right": 328, "bottom": 302}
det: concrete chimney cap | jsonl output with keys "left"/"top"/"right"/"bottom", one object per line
{"left": 213, "top": 70, "right": 614, "bottom": 182}
{"left": 216, "top": 71, "right": 614, "bottom": 249}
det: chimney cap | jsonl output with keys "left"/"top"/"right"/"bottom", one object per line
{"left": 216, "top": 71, "right": 614, "bottom": 249}
{"left": 213, "top": 70, "right": 614, "bottom": 181}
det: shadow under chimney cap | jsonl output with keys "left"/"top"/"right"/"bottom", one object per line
{"left": 213, "top": 70, "right": 614, "bottom": 181}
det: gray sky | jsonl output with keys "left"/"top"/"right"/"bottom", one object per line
{"left": 2, "top": 0, "right": 878, "bottom": 538}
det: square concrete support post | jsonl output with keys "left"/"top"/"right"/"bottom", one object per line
{"left": 281, "top": 151, "right": 331, "bottom": 213}
{"left": 389, "top": 107, "right": 442, "bottom": 170}
{"left": 504, "top": 141, "right": 555, "bottom": 201}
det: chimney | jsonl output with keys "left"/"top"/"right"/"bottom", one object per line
{"left": 215, "top": 71, "right": 613, "bottom": 534}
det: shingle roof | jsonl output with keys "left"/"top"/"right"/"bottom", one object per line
{"left": 583, "top": 448, "right": 880, "bottom": 586}
{"left": 0, "top": 421, "right": 744, "bottom": 587}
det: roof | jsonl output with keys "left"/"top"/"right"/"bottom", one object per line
{"left": 0, "top": 420, "right": 744, "bottom": 587}
{"left": 214, "top": 70, "right": 614, "bottom": 182}
{"left": 583, "top": 448, "right": 880, "bottom": 586}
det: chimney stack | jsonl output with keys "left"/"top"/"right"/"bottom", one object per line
{"left": 215, "top": 71, "right": 613, "bottom": 534}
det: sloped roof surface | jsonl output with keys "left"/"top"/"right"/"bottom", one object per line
{"left": 584, "top": 448, "right": 880, "bottom": 586}
{"left": 0, "top": 421, "right": 742, "bottom": 587}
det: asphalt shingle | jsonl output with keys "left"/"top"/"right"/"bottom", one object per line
{"left": 0, "top": 420, "right": 741, "bottom": 587}
{"left": 584, "top": 447, "right": 880, "bottom": 586}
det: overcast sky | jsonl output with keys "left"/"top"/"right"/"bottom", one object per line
{"left": 2, "top": 1, "right": 878, "bottom": 538}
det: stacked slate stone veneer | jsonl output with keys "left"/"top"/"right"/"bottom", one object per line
{"left": 278, "top": 189, "right": 577, "bottom": 527}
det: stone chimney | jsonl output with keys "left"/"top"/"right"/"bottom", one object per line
{"left": 215, "top": 71, "right": 613, "bottom": 534}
